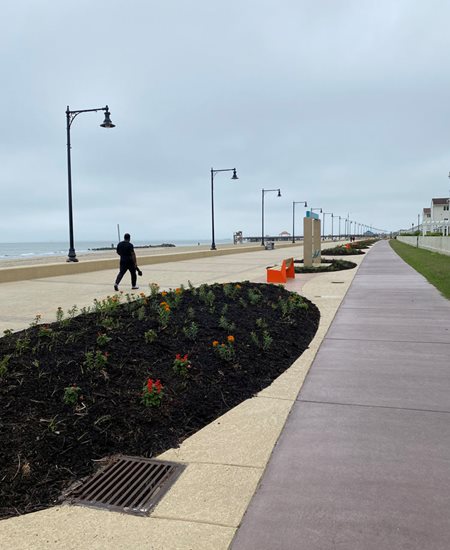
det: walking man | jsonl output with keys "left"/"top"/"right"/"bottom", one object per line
{"left": 114, "top": 233, "right": 139, "bottom": 291}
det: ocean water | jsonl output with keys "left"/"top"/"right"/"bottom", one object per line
{"left": 0, "top": 239, "right": 232, "bottom": 261}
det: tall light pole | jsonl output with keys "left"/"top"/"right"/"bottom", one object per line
{"left": 66, "top": 105, "right": 115, "bottom": 262}
{"left": 338, "top": 215, "right": 342, "bottom": 239}
{"left": 262, "top": 188, "right": 281, "bottom": 246}
{"left": 331, "top": 213, "right": 335, "bottom": 240}
{"left": 210, "top": 167, "right": 238, "bottom": 250}
{"left": 292, "top": 200, "right": 307, "bottom": 243}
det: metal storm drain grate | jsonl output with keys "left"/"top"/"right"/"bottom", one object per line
{"left": 66, "top": 455, "right": 185, "bottom": 516}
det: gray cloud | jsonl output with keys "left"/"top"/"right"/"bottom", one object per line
{"left": 1, "top": 0, "right": 449, "bottom": 243}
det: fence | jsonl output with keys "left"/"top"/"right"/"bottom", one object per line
{"left": 396, "top": 236, "right": 450, "bottom": 257}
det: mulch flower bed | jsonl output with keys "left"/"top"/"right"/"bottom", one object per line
{"left": 294, "top": 258, "right": 357, "bottom": 273}
{"left": 0, "top": 281, "right": 320, "bottom": 520}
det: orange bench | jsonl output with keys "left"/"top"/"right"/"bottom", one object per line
{"left": 266, "top": 257, "right": 295, "bottom": 283}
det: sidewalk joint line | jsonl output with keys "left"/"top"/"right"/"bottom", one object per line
{"left": 298, "top": 399, "right": 450, "bottom": 415}
{"left": 149, "top": 514, "right": 237, "bottom": 529}
{"left": 325, "top": 337, "right": 450, "bottom": 346}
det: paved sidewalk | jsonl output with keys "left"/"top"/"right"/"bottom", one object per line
{"left": 231, "top": 240, "right": 450, "bottom": 549}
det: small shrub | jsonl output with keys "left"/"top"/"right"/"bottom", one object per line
{"left": 172, "top": 354, "right": 191, "bottom": 377}
{"left": 212, "top": 335, "right": 236, "bottom": 362}
{"left": 141, "top": 378, "right": 164, "bottom": 407}
{"left": 0, "top": 355, "right": 11, "bottom": 377}
{"left": 84, "top": 350, "right": 109, "bottom": 370}
{"left": 183, "top": 322, "right": 198, "bottom": 340}
{"left": 96, "top": 333, "right": 112, "bottom": 347}
{"left": 144, "top": 329, "right": 157, "bottom": 344}
{"left": 63, "top": 385, "right": 81, "bottom": 406}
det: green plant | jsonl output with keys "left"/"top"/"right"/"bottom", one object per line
{"left": 158, "top": 301, "right": 171, "bottom": 328}
{"left": 279, "top": 294, "right": 308, "bottom": 318}
{"left": 186, "top": 306, "right": 195, "bottom": 320}
{"left": 15, "top": 336, "right": 31, "bottom": 354}
{"left": 134, "top": 305, "right": 146, "bottom": 321}
{"left": 239, "top": 297, "right": 248, "bottom": 308}
{"left": 219, "top": 315, "right": 236, "bottom": 332}
{"left": 141, "top": 378, "right": 164, "bottom": 407}
{"left": 144, "top": 329, "right": 157, "bottom": 343}
{"left": 250, "top": 329, "right": 273, "bottom": 350}
{"left": 92, "top": 295, "right": 121, "bottom": 314}
{"left": 63, "top": 385, "right": 81, "bottom": 406}
{"left": 67, "top": 305, "right": 79, "bottom": 319}
{"left": 212, "top": 335, "right": 236, "bottom": 362}
{"left": 84, "top": 350, "right": 109, "bottom": 370}
{"left": 0, "top": 354, "right": 11, "bottom": 377}
{"left": 29, "top": 314, "right": 42, "bottom": 328}
{"left": 2, "top": 328, "right": 13, "bottom": 337}
{"left": 182, "top": 321, "right": 198, "bottom": 340}
{"left": 100, "top": 317, "right": 120, "bottom": 331}
{"left": 172, "top": 353, "right": 191, "bottom": 377}
{"left": 148, "top": 283, "right": 160, "bottom": 297}
{"left": 96, "top": 332, "right": 112, "bottom": 347}
{"left": 247, "top": 288, "right": 262, "bottom": 305}
{"left": 38, "top": 325, "right": 53, "bottom": 338}
{"left": 256, "top": 317, "right": 268, "bottom": 329}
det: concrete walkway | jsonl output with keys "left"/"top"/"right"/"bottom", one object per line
{"left": 231, "top": 240, "right": 450, "bottom": 549}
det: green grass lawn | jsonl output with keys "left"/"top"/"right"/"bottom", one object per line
{"left": 389, "top": 239, "right": 450, "bottom": 299}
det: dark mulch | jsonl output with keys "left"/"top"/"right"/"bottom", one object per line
{"left": 321, "top": 245, "right": 365, "bottom": 256}
{"left": 0, "top": 281, "right": 319, "bottom": 520}
{"left": 294, "top": 258, "right": 357, "bottom": 273}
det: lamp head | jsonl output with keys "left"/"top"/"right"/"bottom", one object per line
{"left": 100, "top": 106, "right": 115, "bottom": 128}
{"left": 231, "top": 168, "right": 238, "bottom": 180}
{"left": 277, "top": 189, "right": 281, "bottom": 197}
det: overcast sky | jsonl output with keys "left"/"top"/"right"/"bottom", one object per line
{"left": 1, "top": 0, "right": 449, "bottom": 243}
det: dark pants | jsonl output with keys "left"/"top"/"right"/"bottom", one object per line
{"left": 115, "top": 261, "right": 137, "bottom": 287}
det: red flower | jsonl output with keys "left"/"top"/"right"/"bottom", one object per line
{"left": 147, "top": 379, "right": 153, "bottom": 392}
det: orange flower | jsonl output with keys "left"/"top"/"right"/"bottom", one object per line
{"left": 212, "top": 340, "right": 219, "bottom": 347}
{"left": 161, "top": 291, "right": 168, "bottom": 296}
{"left": 160, "top": 301, "right": 168, "bottom": 307}
{"left": 164, "top": 305, "right": 170, "bottom": 311}
{"left": 235, "top": 284, "right": 241, "bottom": 289}
{"left": 227, "top": 335, "right": 235, "bottom": 343}
{"left": 175, "top": 288, "right": 182, "bottom": 294}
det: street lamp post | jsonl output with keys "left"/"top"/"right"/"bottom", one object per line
{"left": 66, "top": 105, "right": 115, "bottom": 262}
{"left": 292, "top": 200, "right": 307, "bottom": 243}
{"left": 262, "top": 188, "right": 281, "bottom": 246}
{"left": 210, "top": 167, "right": 238, "bottom": 250}
{"left": 331, "top": 213, "right": 335, "bottom": 240}
{"left": 338, "top": 216, "right": 342, "bottom": 239}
